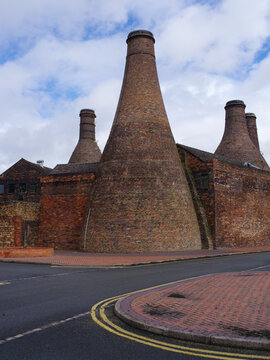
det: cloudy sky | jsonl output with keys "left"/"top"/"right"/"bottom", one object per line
{"left": 1, "top": 0, "right": 270, "bottom": 173}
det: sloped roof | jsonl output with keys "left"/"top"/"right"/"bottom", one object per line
{"left": 1, "top": 158, "right": 51, "bottom": 178}
{"left": 177, "top": 144, "right": 243, "bottom": 166}
{"left": 50, "top": 162, "right": 98, "bottom": 175}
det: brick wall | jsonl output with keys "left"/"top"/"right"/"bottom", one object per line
{"left": 182, "top": 151, "right": 216, "bottom": 245}
{"left": 213, "top": 160, "right": 270, "bottom": 248}
{"left": 39, "top": 173, "right": 95, "bottom": 250}
{"left": 0, "top": 202, "right": 40, "bottom": 247}
{"left": 0, "top": 216, "right": 14, "bottom": 247}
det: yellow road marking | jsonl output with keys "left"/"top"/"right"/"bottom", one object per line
{"left": 91, "top": 277, "right": 270, "bottom": 360}
{"left": 0, "top": 281, "right": 10, "bottom": 286}
{"left": 99, "top": 298, "right": 269, "bottom": 360}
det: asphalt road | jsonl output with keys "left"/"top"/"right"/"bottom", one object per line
{"left": 0, "top": 252, "right": 269, "bottom": 360}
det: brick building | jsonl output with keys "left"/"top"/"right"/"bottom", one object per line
{"left": 0, "top": 30, "right": 269, "bottom": 252}
{"left": 178, "top": 144, "right": 270, "bottom": 249}
{"left": 0, "top": 158, "right": 51, "bottom": 247}
{"left": 82, "top": 30, "right": 202, "bottom": 253}
{"left": 38, "top": 109, "right": 101, "bottom": 250}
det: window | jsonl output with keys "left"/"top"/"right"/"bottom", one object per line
{"left": 200, "top": 173, "right": 209, "bottom": 190}
{"left": 19, "top": 183, "right": 26, "bottom": 193}
{"left": 0, "top": 184, "right": 4, "bottom": 194}
{"left": 8, "top": 183, "right": 15, "bottom": 194}
{"left": 29, "top": 183, "right": 37, "bottom": 194}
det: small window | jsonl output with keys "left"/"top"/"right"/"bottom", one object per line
{"left": 19, "top": 183, "right": 26, "bottom": 193}
{"left": 200, "top": 173, "right": 209, "bottom": 190}
{"left": 29, "top": 183, "right": 37, "bottom": 194}
{"left": 8, "top": 183, "right": 15, "bottom": 194}
{"left": 0, "top": 184, "right": 4, "bottom": 194}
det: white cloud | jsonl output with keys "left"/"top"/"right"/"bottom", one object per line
{"left": 157, "top": 0, "right": 270, "bottom": 73}
{"left": 0, "top": 0, "right": 270, "bottom": 173}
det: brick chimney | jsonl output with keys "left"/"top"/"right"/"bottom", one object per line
{"left": 215, "top": 100, "right": 269, "bottom": 170}
{"left": 82, "top": 30, "right": 201, "bottom": 253}
{"left": 245, "top": 113, "right": 260, "bottom": 150}
{"left": 69, "top": 109, "right": 101, "bottom": 164}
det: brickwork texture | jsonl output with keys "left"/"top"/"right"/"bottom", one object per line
{"left": 0, "top": 202, "right": 40, "bottom": 247}
{"left": 82, "top": 30, "right": 202, "bottom": 253}
{"left": 213, "top": 160, "right": 270, "bottom": 248}
{"left": 39, "top": 173, "right": 95, "bottom": 250}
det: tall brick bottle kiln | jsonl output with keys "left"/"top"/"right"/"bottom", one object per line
{"left": 69, "top": 109, "right": 101, "bottom": 164}
{"left": 82, "top": 30, "right": 201, "bottom": 253}
{"left": 245, "top": 112, "right": 260, "bottom": 150}
{"left": 215, "top": 100, "right": 269, "bottom": 170}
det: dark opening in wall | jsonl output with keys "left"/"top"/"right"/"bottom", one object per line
{"left": 0, "top": 184, "right": 4, "bottom": 194}
{"left": 200, "top": 173, "right": 209, "bottom": 190}
{"left": 19, "top": 183, "right": 26, "bottom": 193}
{"left": 8, "top": 183, "right": 15, "bottom": 194}
{"left": 29, "top": 183, "right": 37, "bottom": 194}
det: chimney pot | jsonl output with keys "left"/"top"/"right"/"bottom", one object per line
{"left": 225, "top": 100, "right": 245, "bottom": 108}
{"left": 36, "top": 160, "right": 44, "bottom": 167}
{"left": 126, "top": 30, "right": 155, "bottom": 43}
{"left": 245, "top": 112, "right": 256, "bottom": 118}
{"left": 80, "top": 109, "right": 96, "bottom": 117}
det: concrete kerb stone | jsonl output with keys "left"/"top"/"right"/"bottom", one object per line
{"left": 1, "top": 249, "right": 270, "bottom": 267}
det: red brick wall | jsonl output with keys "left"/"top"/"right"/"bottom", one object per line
{"left": 213, "top": 160, "right": 270, "bottom": 248}
{"left": 39, "top": 173, "right": 95, "bottom": 250}
{"left": 183, "top": 152, "right": 216, "bottom": 244}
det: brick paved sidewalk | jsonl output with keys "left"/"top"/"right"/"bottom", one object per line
{"left": 115, "top": 272, "right": 270, "bottom": 350}
{"left": 0, "top": 246, "right": 270, "bottom": 266}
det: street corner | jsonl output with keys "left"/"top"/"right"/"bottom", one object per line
{"left": 114, "top": 272, "right": 270, "bottom": 351}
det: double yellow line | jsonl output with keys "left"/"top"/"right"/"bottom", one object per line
{"left": 91, "top": 278, "right": 270, "bottom": 360}
{"left": 0, "top": 281, "right": 10, "bottom": 286}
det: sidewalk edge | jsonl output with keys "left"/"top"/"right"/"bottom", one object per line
{"left": 114, "top": 293, "right": 270, "bottom": 351}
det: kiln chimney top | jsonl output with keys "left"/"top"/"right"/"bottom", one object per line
{"left": 68, "top": 108, "right": 101, "bottom": 164}
{"left": 245, "top": 112, "right": 256, "bottom": 118}
{"left": 127, "top": 30, "right": 155, "bottom": 43}
{"left": 225, "top": 100, "right": 245, "bottom": 108}
{"left": 246, "top": 112, "right": 260, "bottom": 150}
{"left": 80, "top": 109, "right": 96, "bottom": 117}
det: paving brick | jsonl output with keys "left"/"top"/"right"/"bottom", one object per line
{"left": 117, "top": 271, "right": 270, "bottom": 348}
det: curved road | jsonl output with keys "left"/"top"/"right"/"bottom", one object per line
{"left": 0, "top": 252, "right": 269, "bottom": 360}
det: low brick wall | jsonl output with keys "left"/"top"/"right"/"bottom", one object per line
{"left": 1, "top": 247, "right": 54, "bottom": 258}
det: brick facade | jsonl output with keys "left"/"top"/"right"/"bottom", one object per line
{"left": 0, "top": 158, "right": 50, "bottom": 203}
{"left": 179, "top": 147, "right": 215, "bottom": 244}
{"left": 178, "top": 144, "right": 270, "bottom": 249}
{"left": 39, "top": 173, "right": 95, "bottom": 250}
{"left": 213, "top": 160, "right": 270, "bottom": 248}
{"left": 0, "top": 202, "right": 40, "bottom": 247}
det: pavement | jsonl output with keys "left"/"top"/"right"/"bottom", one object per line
{"left": 0, "top": 245, "right": 270, "bottom": 266}
{"left": 1, "top": 245, "right": 270, "bottom": 350}
{"left": 115, "top": 271, "right": 270, "bottom": 351}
